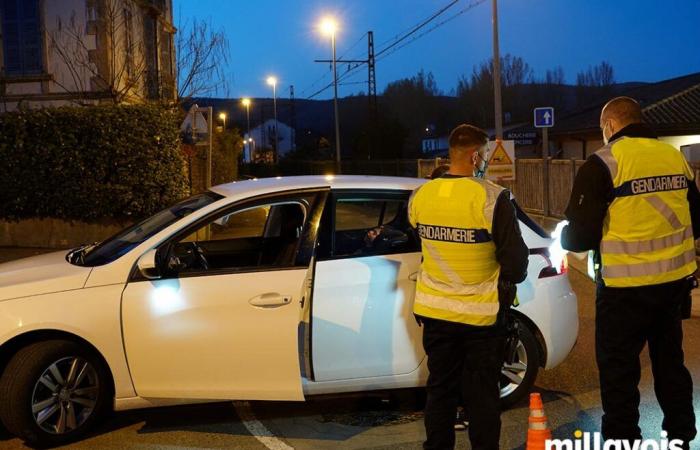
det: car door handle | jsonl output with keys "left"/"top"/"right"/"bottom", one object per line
{"left": 249, "top": 293, "right": 292, "bottom": 307}
{"left": 409, "top": 272, "right": 419, "bottom": 282}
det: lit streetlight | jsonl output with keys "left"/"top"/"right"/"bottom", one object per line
{"left": 241, "top": 97, "right": 252, "bottom": 161}
{"left": 319, "top": 16, "right": 342, "bottom": 172}
{"left": 218, "top": 112, "right": 227, "bottom": 131}
{"left": 266, "top": 76, "right": 278, "bottom": 163}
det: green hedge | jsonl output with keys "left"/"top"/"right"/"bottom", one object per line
{"left": 0, "top": 105, "right": 189, "bottom": 221}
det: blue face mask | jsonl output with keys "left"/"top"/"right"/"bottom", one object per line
{"left": 473, "top": 146, "right": 489, "bottom": 178}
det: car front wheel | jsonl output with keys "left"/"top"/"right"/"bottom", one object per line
{"left": 0, "top": 340, "right": 111, "bottom": 447}
{"left": 500, "top": 319, "right": 540, "bottom": 408}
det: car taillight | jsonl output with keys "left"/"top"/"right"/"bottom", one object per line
{"left": 531, "top": 248, "right": 568, "bottom": 278}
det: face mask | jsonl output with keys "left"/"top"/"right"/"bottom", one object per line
{"left": 473, "top": 146, "right": 489, "bottom": 178}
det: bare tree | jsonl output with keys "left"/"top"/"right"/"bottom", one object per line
{"left": 49, "top": 0, "right": 148, "bottom": 104}
{"left": 576, "top": 61, "right": 615, "bottom": 106}
{"left": 545, "top": 66, "right": 566, "bottom": 85}
{"left": 176, "top": 19, "right": 230, "bottom": 101}
{"left": 576, "top": 61, "right": 615, "bottom": 87}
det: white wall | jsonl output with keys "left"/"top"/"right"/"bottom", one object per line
{"left": 660, "top": 135, "right": 700, "bottom": 150}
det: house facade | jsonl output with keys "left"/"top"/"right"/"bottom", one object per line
{"left": 0, "top": 0, "right": 176, "bottom": 111}
{"left": 245, "top": 119, "right": 296, "bottom": 163}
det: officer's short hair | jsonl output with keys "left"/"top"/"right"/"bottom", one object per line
{"left": 449, "top": 124, "right": 488, "bottom": 151}
{"left": 601, "top": 97, "right": 643, "bottom": 126}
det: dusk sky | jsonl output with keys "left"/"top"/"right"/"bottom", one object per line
{"left": 174, "top": 0, "right": 700, "bottom": 100}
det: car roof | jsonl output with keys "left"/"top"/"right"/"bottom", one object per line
{"left": 209, "top": 175, "right": 425, "bottom": 198}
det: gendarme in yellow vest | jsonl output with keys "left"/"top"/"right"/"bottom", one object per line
{"left": 596, "top": 137, "right": 697, "bottom": 287}
{"left": 409, "top": 177, "right": 504, "bottom": 326}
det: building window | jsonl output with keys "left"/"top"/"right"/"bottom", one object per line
{"left": 1, "top": 0, "right": 43, "bottom": 76}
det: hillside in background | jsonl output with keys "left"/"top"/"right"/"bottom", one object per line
{"left": 192, "top": 80, "right": 650, "bottom": 159}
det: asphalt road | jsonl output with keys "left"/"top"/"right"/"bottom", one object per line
{"left": 0, "top": 249, "right": 698, "bottom": 449}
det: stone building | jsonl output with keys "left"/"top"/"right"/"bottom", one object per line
{"left": 0, "top": 0, "right": 176, "bottom": 111}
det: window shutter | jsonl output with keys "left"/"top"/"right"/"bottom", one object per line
{"left": 1, "top": 0, "right": 22, "bottom": 74}
{"left": 20, "top": 0, "right": 42, "bottom": 74}
{"left": 1, "top": 0, "right": 42, "bottom": 75}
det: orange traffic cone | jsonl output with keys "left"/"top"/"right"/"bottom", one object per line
{"left": 526, "top": 393, "right": 552, "bottom": 450}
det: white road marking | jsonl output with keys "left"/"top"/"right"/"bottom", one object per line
{"left": 233, "top": 401, "right": 295, "bottom": 450}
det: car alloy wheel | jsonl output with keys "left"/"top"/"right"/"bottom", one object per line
{"left": 500, "top": 339, "right": 528, "bottom": 398}
{"left": 30, "top": 356, "right": 99, "bottom": 435}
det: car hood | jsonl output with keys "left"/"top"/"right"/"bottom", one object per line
{"left": 0, "top": 251, "right": 92, "bottom": 302}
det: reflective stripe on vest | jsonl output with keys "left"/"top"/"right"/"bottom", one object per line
{"left": 408, "top": 177, "right": 504, "bottom": 326}
{"left": 596, "top": 137, "right": 697, "bottom": 287}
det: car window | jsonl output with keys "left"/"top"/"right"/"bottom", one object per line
{"left": 75, "top": 192, "right": 223, "bottom": 267}
{"left": 181, "top": 206, "right": 271, "bottom": 243}
{"left": 171, "top": 201, "right": 307, "bottom": 274}
{"left": 329, "top": 194, "right": 420, "bottom": 258}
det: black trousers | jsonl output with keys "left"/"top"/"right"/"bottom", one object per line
{"left": 420, "top": 317, "right": 506, "bottom": 450}
{"left": 596, "top": 279, "right": 696, "bottom": 446}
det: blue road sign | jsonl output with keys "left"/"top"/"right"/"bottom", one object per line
{"left": 534, "top": 107, "right": 555, "bottom": 128}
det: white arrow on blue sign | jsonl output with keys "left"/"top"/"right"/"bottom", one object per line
{"left": 534, "top": 107, "right": 555, "bottom": 128}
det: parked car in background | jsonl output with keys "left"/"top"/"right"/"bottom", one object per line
{"left": 0, "top": 176, "right": 578, "bottom": 446}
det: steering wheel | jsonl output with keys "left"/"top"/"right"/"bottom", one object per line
{"left": 369, "top": 226, "right": 408, "bottom": 252}
{"left": 187, "top": 242, "right": 210, "bottom": 271}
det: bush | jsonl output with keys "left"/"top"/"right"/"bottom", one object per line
{"left": 0, "top": 104, "right": 188, "bottom": 222}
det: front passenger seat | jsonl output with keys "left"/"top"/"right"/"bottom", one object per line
{"left": 271, "top": 205, "right": 305, "bottom": 266}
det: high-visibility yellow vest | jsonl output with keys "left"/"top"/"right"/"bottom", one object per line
{"left": 596, "top": 136, "right": 697, "bottom": 287}
{"left": 409, "top": 177, "right": 504, "bottom": 326}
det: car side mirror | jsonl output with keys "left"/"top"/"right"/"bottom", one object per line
{"left": 137, "top": 249, "right": 161, "bottom": 280}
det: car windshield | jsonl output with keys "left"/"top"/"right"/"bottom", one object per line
{"left": 68, "top": 192, "right": 223, "bottom": 267}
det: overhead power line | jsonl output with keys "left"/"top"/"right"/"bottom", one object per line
{"left": 305, "top": 0, "right": 486, "bottom": 99}
{"left": 376, "top": 0, "right": 487, "bottom": 64}
{"left": 375, "top": 0, "right": 459, "bottom": 59}
{"left": 299, "top": 32, "right": 368, "bottom": 97}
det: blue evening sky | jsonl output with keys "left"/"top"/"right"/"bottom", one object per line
{"left": 174, "top": 0, "right": 700, "bottom": 99}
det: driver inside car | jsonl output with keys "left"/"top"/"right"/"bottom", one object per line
{"left": 355, "top": 225, "right": 408, "bottom": 256}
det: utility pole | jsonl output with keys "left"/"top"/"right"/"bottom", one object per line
{"left": 543, "top": 127, "right": 550, "bottom": 217}
{"left": 367, "top": 31, "right": 377, "bottom": 160}
{"left": 315, "top": 31, "right": 377, "bottom": 161}
{"left": 289, "top": 85, "right": 297, "bottom": 151}
{"left": 207, "top": 106, "right": 213, "bottom": 188}
{"left": 330, "top": 29, "right": 342, "bottom": 172}
{"left": 492, "top": 0, "right": 503, "bottom": 140}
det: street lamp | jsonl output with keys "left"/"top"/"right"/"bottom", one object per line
{"left": 319, "top": 16, "right": 341, "bottom": 172}
{"left": 241, "top": 98, "right": 252, "bottom": 161}
{"left": 266, "top": 76, "right": 278, "bottom": 163}
{"left": 218, "top": 112, "right": 227, "bottom": 131}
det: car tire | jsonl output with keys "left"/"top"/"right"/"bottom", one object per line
{"left": 500, "top": 320, "right": 540, "bottom": 408}
{"left": 0, "top": 340, "right": 111, "bottom": 447}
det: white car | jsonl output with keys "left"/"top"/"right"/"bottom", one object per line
{"left": 0, "top": 175, "right": 578, "bottom": 446}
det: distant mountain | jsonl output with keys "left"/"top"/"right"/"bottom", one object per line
{"left": 193, "top": 81, "right": 651, "bottom": 136}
